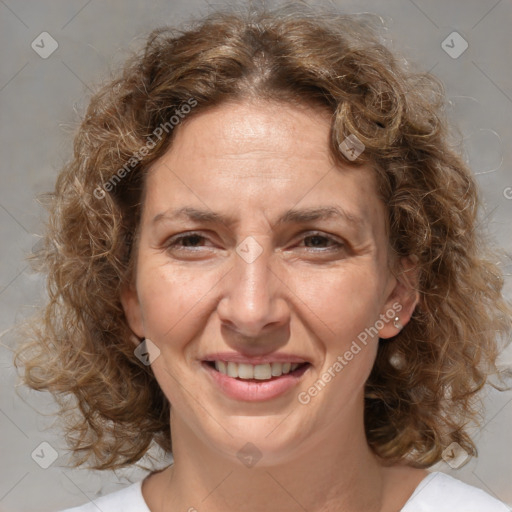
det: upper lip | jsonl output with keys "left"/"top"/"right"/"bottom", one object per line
{"left": 202, "top": 352, "right": 310, "bottom": 365}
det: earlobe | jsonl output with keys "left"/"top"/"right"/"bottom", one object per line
{"left": 379, "top": 256, "right": 420, "bottom": 339}
{"left": 120, "top": 283, "right": 145, "bottom": 341}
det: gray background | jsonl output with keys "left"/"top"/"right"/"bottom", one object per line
{"left": 1, "top": 0, "right": 511, "bottom": 510}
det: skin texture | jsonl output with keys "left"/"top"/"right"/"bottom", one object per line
{"left": 121, "top": 99, "right": 427, "bottom": 512}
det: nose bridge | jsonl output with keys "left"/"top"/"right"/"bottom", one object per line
{"left": 218, "top": 237, "right": 288, "bottom": 335}
{"left": 236, "top": 244, "right": 271, "bottom": 308}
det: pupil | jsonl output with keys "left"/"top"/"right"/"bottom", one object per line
{"left": 184, "top": 234, "right": 202, "bottom": 246}
{"left": 308, "top": 236, "right": 324, "bottom": 247}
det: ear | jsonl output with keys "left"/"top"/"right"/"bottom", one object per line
{"left": 120, "top": 282, "right": 145, "bottom": 341}
{"left": 378, "top": 256, "right": 420, "bottom": 339}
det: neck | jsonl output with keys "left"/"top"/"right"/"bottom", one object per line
{"left": 149, "top": 402, "right": 394, "bottom": 512}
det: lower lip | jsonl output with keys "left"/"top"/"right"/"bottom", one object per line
{"left": 202, "top": 362, "right": 310, "bottom": 402}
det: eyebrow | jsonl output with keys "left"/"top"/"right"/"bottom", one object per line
{"left": 152, "top": 205, "right": 365, "bottom": 229}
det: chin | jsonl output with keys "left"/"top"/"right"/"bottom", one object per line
{"left": 196, "top": 414, "right": 312, "bottom": 468}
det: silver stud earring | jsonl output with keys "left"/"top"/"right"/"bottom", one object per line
{"left": 393, "top": 316, "right": 403, "bottom": 330}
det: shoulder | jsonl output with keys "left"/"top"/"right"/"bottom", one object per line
{"left": 401, "top": 471, "right": 511, "bottom": 512}
{"left": 57, "top": 480, "right": 150, "bottom": 512}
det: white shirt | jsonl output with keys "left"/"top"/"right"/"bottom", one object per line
{"left": 59, "top": 471, "right": 511, "bottom": 511}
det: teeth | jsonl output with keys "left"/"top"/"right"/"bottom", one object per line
{"left": 254, "top": 364, "right": 271, "bottom": 380}
{"left": 271, "top": 362, "right": 282, "bottom": 376}
{"left": 227, "top": 361, "right": 238, "bottom": 378}
{"left": 212, "top": 361, "right": 303, "bottom": 380}
{"left": 238, "top": 363, "right": 254, "bottom": 379}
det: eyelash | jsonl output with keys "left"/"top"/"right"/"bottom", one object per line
{"left": 164, "top": 231, "right": 345, "bottom": 253}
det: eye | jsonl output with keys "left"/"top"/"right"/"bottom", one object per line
{"left": 298, "top": 232, "right": 345, "bottom": 251}
{"left": 165, "top": 232, "right": 211, "bottom": 250}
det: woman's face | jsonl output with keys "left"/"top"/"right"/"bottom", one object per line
{"left": 122, "top": 99, "right": 416, "bottom": 464}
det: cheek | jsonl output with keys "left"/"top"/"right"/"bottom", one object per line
{"left": 136, "top": 260, "right": 220, "bottom": 348}
{"left": 288, "top": 263, "right": 384, "bottom": 344}
{"left": 135, "top": 262, "right": 217, "bottom": 404}
{"left": 290, "top": 263, "right": 384, "bottom": 395}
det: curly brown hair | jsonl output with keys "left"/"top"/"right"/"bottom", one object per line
{"left": 14, "top": 4, "right": 511, "bottom": 471}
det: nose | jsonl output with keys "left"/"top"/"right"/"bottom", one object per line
{"left": 216, "top": 239, "right": 291, "bottom": 339}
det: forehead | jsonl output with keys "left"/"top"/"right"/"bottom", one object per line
{"left": 143, "top": 99, "right": 386, "bottom": 238}
{"left": 170, "top": 99, "right": 332, "bottom": 161}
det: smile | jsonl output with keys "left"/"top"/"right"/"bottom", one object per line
{"left": 211, "top": 361, "right": 304, "bottom": 380}
{"left": 203, "top": 360, "right": 311, "bottom": 401}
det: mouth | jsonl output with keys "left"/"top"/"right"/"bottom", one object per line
{"left": 202, "top": 360, "right": 311, "bottom": 401}
{"left": 204, "top": 360, "right": 310, "bottom": 381}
